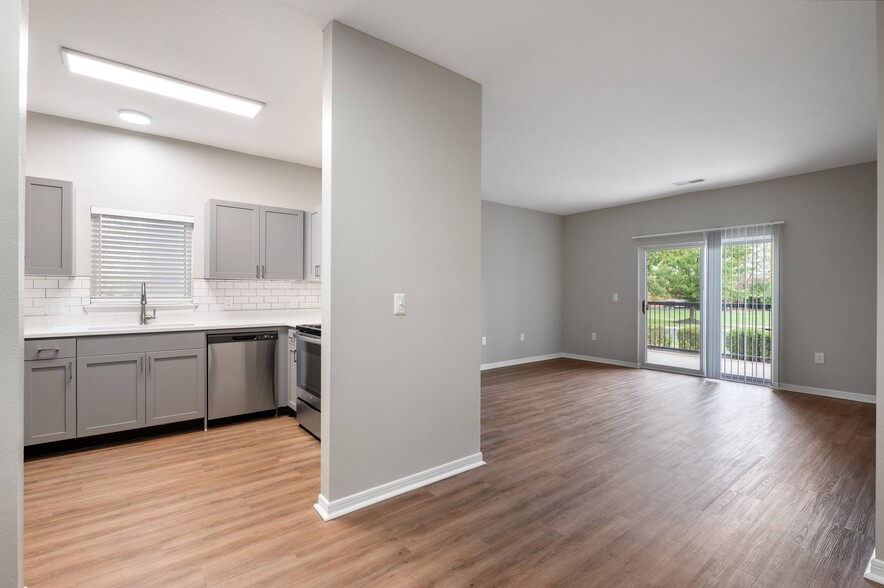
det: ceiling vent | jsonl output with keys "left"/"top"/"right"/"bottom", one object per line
{"left": 672, "top": 178, "right": 707, "bottom": 187}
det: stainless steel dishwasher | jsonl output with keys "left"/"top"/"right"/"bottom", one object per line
{"left": 207, "top": 331, "right": 277, "bottom": 420}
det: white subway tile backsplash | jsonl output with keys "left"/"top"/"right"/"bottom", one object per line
{"left": 23, "top": 276, "right": 321, "bottom": 317}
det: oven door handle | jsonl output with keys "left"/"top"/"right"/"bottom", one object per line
{"left": 296, "top": 332, "right": 321, "bottom": 345}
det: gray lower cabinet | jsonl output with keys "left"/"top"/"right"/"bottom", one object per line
{"left": 77, "top": 353, "right": 146, "bottom": 437}
{"left": 147, "top": 348, "right": 206, "bottom": 425}
{"left": 76, "top": 332, "right": 207, "bottom": 438}
{"left": 24, "top": 357, "right": 76, "bottom": 446}
{"left": 25, "top": 176, "right": 75, "bottom": 276}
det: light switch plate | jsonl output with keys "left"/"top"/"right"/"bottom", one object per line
{"left": 591, "top": 332, "right": 597, "bottom": 341}
{"left": 481, "top": 336, "right": 487, "bottom": 346}
{"left": 613, "top": 293, "right": 619, "bottom": 302}
{"left": 394, "top": 293, "right": 406, "bottom": 316}
{"left": 814, "top": 352, "right": 824, "bottom": 364}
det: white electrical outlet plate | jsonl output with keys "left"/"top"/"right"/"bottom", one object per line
{"left": 613, "top": 293, "right": 619, "bottom": 302}
{"left": 394, "top": 293, "right": 406, "bottom": 316}
{"left": 481, "top": 336, "right": 487, "bottom": 346}
{"left": 520, "top": 333, "right": 525, "bottom": 341}
{"left": 814, "top": 352, "right": 824, "bottom": 364}
{"left": 591, "top": 332, "right": 597, "bottom": 341}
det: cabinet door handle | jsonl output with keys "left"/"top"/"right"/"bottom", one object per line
{"left": 256, "top": 264, "right": 260, "bottom": 279}
{"left": 262, "top": 265, "right": 266, "bottom": 279}
{"left": 148, "top": 357, "right": 152, "bottom": 372}
{"left": 140, "top": 357, "right": 143, "bottom": 372}
{"left": 37, "top": 347, "right": 60, "bottom": 353}
{"left": 67, "top": 361, "right": 72, "bottom": 380}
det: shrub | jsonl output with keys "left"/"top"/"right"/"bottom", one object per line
{"left": 648, "top": 326, "right": 672, "bottom": 348}
{"left": 677, "top": 326, "right": 701, "bottom": 351}
{"left": 725, "top": 328, "right": 772, "bottom": 360}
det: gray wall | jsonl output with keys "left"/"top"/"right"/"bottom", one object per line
{"left": 481, "top": 201, "right": 563, "bottom": 365}
{"left": 564, "top": 162, "right": 876, "bottom": 396}
{"left": 26, "top": 113, "right": 321, "bottom": 278}
{"left": 321, "top": 22, "right": 482, "bottom": 501}
{"left": 0, "top": 0, "right": 25, "bottom": 584}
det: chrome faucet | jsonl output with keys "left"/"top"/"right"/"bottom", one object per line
{"left": 140, "top": 282, "right": 156, "bottom": 325}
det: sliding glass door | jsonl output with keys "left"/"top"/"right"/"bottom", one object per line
{"left": 640, "top": 244, "right": 704, "bottom": 375}
{"left": 637, "top": 223, "right": 779, "bottom": 386}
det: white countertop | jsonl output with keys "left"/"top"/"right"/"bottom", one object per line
{"left": 24, "top": 309, "right": 322, "bottom": 339}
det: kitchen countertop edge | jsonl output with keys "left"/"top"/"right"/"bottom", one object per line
{"left": 24, "top": 314, "right": 321, "bottom": 339}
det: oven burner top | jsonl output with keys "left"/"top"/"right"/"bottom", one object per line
{"left": 295, "top": 323, "right": 321, "bottom": 336}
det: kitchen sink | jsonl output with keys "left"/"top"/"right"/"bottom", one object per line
{"left": 87, "top": 323, "right": 195, "bottom": 331}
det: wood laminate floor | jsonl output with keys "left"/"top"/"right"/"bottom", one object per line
{"left": 24, "top": 359, "right": 876, "bottom": 587}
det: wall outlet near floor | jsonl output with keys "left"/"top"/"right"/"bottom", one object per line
{"left": 613, "top": 293, "right": 619, "bottom": 302}
{"left": 482, "top": 336, "right": 487, "bottom": 346}
{"left": 591, "top": 332, "right": 597, "bottom": 341}
{"left": 814, "top": 352, "right": 825, "bottom": 364}
{"left": 520, "top": 333, "right": 525, "bottom": 341}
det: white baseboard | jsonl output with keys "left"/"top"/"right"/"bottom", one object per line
{"left": 563, "top": 353, "right": 640, "bottom": 369}
{"left": 314, "top": 452, "right": 485, "bottom": 521}
{"left": 777, "top": 382, "right": 875, "bottom": 404}
{"left": 866, "top": 551, "right": 884, "bottom": 584}
{"left": 480, "top": 353, "right": 563, "bottom": 371}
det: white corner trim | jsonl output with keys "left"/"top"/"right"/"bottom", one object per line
{"left": 563, "top": 353, "right": 640, "bottom": 369}
{"left": 314, "top": 452, "right": 485, "bottom": 521}
{"left": 865, "top": 551, "right": 884, "bottom": 584}
{"left": 480, "top": 353, "right": 563, "bottom": 371}
{"left": 777, "top": 383, "right": 875, "bottom": 404}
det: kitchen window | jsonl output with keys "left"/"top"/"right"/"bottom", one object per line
{"left": 91, "top": 207, "right": 194, "bottom": 304}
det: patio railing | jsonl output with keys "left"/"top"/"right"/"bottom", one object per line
{"left": 646, "top": 300, "right": 771, "bottom": 359}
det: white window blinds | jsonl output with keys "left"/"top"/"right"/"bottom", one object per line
{"left": 91, "top": 208, "right": 194, "bottom": 303}
{"left": 719, "top": 223, "right": 777, "bottom": 385}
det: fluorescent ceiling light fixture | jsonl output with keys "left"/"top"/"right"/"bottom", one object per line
{"left": 61, "top": 48, "right": 264, "bottom": 118}
{"left": 118, "top": 109, "right": 151, "bottom": 125}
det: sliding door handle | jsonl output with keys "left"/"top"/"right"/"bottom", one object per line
{"left": 641, "top": 300, "right": 647, "bottom": 315}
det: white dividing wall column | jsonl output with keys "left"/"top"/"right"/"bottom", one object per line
{"left": 0, "top": 0, "right": 26, "bottom": 585}
{"left": 869, "top": 3, "right": 884, "bottom": 584}
{"left": 319, "top": 22, "right": 483, "bottom": 519}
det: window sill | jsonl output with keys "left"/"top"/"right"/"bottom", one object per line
{"left": 84, "top": 303, "right": 199, "bottom": 314}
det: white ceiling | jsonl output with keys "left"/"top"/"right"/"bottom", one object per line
{"left": 28, "top": 0, "right": 876, "bottom": 215}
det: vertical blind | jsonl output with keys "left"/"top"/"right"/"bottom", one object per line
{"left": 720, "top": 223, "right": 776, "bottom": 385}
{"left": 91, "top": 210, "right": 193, "bottom": 302}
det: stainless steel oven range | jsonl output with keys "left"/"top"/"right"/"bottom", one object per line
{"left": 294, "top": 323, "right": 321, "bottom": 439}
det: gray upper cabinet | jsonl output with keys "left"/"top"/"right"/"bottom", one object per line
{"left": 260, "top": 206, "right": 303, "bottom": 279}
{"left": 24, "top": 351, "right": 76, "bottom": 446}
{"left": 304, "top": 207, "right": 321, "bottom": 281}
{"left": 205, "top": 199, "right": 304, "bottom": 280}
{"left": 205, "top": 200, "right": 260, "bottom": 279}
{"left": 77, "top": 352, "right": 146, "bottom": 437}
{"left": 146, "top": 348, "right": 206, "bottom": 426}
{"left": 25, "top": 176, "right": 75, "bottom": 276}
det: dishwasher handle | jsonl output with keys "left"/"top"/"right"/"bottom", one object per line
{"left": 207, "top": 332, "right": 278, "bottom": 344}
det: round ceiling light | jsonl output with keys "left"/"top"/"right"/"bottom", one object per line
{"left": 118, "top": 109, "right": 151, "bottom": 125}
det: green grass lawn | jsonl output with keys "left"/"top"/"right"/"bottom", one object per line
{"left": 646, "top": 308, "right": 771, "bottom": 330}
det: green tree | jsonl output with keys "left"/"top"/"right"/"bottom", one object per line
{"left": 646, "top": 248, "right": 701, "bottom": 302}
{"left": 722, "top": 242, "right": 772, "bottom": 304}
